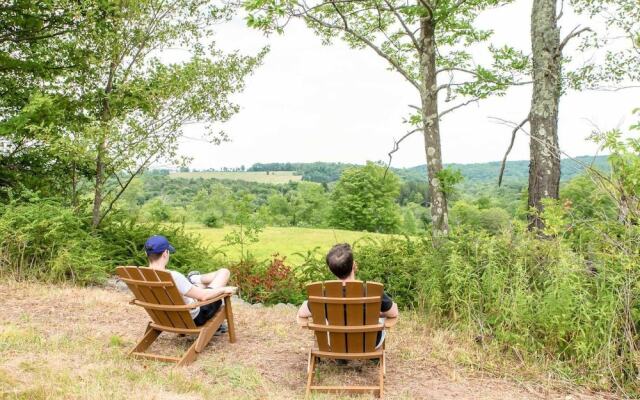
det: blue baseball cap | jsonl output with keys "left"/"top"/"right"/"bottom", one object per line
{"left": 144, "top": 235, "right": 175, "bottom": 255}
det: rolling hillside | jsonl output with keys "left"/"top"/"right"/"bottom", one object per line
{"left": 246, "top": 156, "right": 610, "bottom": 184}
{"left": 168, "top": 170, "right": 302, "bottom": 184}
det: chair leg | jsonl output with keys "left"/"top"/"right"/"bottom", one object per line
{"left": 130, "top": 324, "right": 161, "bottom": 355}
{"left": 195, "top": 307, "right": 226, "bottom": 352}
{"left": 305, "top": 351, "right": 316, "bottom": 399}
{"left": 378, "top": 353, "right": 385, "bottom": 399}
{"left": 177, "top": 341, "right": 198, "bottom": 367}
{"left": 224, "top": 296, "right": 237, "bottom": 343}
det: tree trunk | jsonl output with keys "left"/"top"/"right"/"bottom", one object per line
{"left": 419, "top": 17, "right": 449, "bottom": 236}
{"left": 528, "top": 0, "right": 561, "bottom": 230}
{"left": 92, "top": 136, "right": 107, "bottom": 228}
{"left": 92, "top": 62, "right": 116, "bottom": 228}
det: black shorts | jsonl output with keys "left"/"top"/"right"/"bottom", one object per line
{"left": 193, "top": 300, "right": 222, "bottom": 326}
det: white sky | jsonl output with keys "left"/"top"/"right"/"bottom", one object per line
{"left": 175, "top": 0, "right": 640, "bottom": 170}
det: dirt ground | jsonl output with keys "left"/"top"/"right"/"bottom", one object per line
{"left": 0, "top": 280, "right": 620, "bottom": 399}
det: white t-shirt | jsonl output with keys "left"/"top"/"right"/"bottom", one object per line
{"left": 169, "top": 270, "right": 200, "bottom": 319}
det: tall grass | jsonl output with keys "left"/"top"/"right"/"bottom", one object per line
{"left": 355, "top": 221, "right": 640, "bottom": 393}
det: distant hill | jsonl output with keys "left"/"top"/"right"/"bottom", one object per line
{"left": 249, "top": 156, "right": 610, "bottom": 185}
{"left": 398, "top": 155, "right": 610, "bottom": 184}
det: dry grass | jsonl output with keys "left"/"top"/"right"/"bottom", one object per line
{"left": 0, "top": 280, "right": 617, "bottom": 399}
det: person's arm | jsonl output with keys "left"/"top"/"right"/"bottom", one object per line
{"left": 380, "top": 292, "right": 399, "bottom": 318}
{"left": 381, "top": 302, "right": 399, "bottom": 318}
{"left": 297, "top": 301, "right": 312, "bottom": 318}
{"left": 186, "top": 285, "right": 234, "bottom": 302}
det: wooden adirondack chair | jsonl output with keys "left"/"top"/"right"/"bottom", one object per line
{"left": 304, "top": 280, "right": 389, "bottom": 399}
{"left": 115, "top": 266, "right": 236, "bottom": 366}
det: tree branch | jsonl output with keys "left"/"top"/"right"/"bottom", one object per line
{"left": 559, "top": 26, "right": 592, "bottom": 52}
{"left": 496, "top": 116, "right": 529, "bottom": 186}
{"left": 301, "top": 7, "right": 421, "bottom": 91}
{"left": 438, "top": 97, "right": 480, "bottom": 119}
{"left": 385, "top": 127, "right": 423, "bottom": 178}
{"left": 382, "top": 0, "right": 421, "bottom": 52}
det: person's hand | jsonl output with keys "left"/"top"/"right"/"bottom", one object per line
{"left": 221, "top": 286, "right": 237, "bottom": 294}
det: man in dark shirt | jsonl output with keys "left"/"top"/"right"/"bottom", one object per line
{"left": 297, "top": 243, "right": 398, "bottom": 346}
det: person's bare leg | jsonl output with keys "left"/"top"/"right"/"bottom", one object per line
{"left": 199, "top": 268, "right": 230, "bottom": 289}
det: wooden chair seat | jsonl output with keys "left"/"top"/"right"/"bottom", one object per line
{"left": 116, "top": 266, "right": 236, "bottom": 366}
{"left": 303, "top": 280, "right": 391, "bottom": 399}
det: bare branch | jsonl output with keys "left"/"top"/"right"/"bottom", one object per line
{"left": 585, "top": 85, "right": 640, "bottom": 92}
{"left": 556, "top": 0, "right": 564, "bottom": 21}
{"left": 488, "top": 116, "right": 615, "bottom": 187}
{"left": 559, "top": 26, "right": 592, "bottom": 52}
{"left": 438, "top": 97, "right": 480, "bottom": 119}
{"left": 497, "top": 116, "right": 529, "bottom": 186}
{"left": 385, "top": 127, "right": 423, "bottom": 178}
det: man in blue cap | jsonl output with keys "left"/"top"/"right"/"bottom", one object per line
{"left": 145, "top": 235, "right": 234, "bottom": 330}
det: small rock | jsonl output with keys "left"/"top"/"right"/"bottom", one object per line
{"left": 105, "top": 277, "right": 130, "bottom": 293}
{"left": 251, "top": 303, "right": 264, "bottom": 308}
{"left": 273, "top": 303, "right": 287, "bottom": 310}
{"left": 115, "top": 280, "right": 130, "bottom": 293}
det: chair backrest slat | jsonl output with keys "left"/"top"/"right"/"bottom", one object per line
{"left": 345, "top": 281, "right": 365, "bottom": 353}
{"left": 117, "top": 266, "right": 163, "bottom": 325}
{"left": 139, "top": 268, "right": 195, "bottom": 329}
{"left": 364, "top": 282, "right": 384, "bottom": 352}
{"left": 307, "top": 280, "right": 383, "bottom": 354}
{"left": 324, "top": 281, "right": 347, "bottom": 353}
{"left": 307, "top": 282, "right": 330, "bottom": 351}
{"left": 116, "top": 266, "right": 196, "bottom": 329}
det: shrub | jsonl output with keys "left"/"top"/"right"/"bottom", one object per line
{"left": 229, "top": 255, "right": 306, "bottom": 305}
{"left": 0, "top": 199, "right": 220, "bottom": 284}
{"left": 0, "top": 199, "right": 109, "bottom": 284}
{"left": 202, "top": 211, "right": 224, "bottom": 228}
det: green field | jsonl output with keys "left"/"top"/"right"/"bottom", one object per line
{"left": 185, "top": 225, "right": 389, "bottom": 261}
{"left": 169, "top": 170, "right": 302, "bottom": 184}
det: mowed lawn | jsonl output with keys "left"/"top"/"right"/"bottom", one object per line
{"left": 168, "top": 171, "right": 302, "bottom": 184}
{"left": 185, "top": 225, "right": 389, "bottom": 261}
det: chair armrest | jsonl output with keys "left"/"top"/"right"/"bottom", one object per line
{"left": 384, "top": 317, "right": 398, "bottom": 328}
{"left": 190, "top": 293, "right": 231, "bottom": 308}
{"left": 298, "top": 316, "right": 398, "bottom": 328}
{"left": 130, "top": 292, "right": 232, "bottom": 311}
{"left": 297, "top": 316, "right": 310, "bottom": 328}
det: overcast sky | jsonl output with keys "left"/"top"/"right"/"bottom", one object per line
{"left": 174, "top": 0, "right": 639, "bottom": 170}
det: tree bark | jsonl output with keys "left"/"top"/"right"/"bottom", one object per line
{"left": 92, "top": 62, "right": 116, "bottom": 228}
{"left": 528, "top": 0, "right": 561, "bottom": 230}
{"left": 419, "top": 16, "right": 449, "bottom": 236}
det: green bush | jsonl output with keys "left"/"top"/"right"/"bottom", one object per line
{"left": 0, "top": 199, "right": 108, "bottom": 284}
{"left": 0, "top": 199, "right": 220, "bottom": 284}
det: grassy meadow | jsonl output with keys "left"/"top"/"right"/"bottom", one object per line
{"left": 185, "top": 224, "right": 390, "bottom": 261}
{"left": 169, "top": 171, "right": 303, "bottom": 184}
